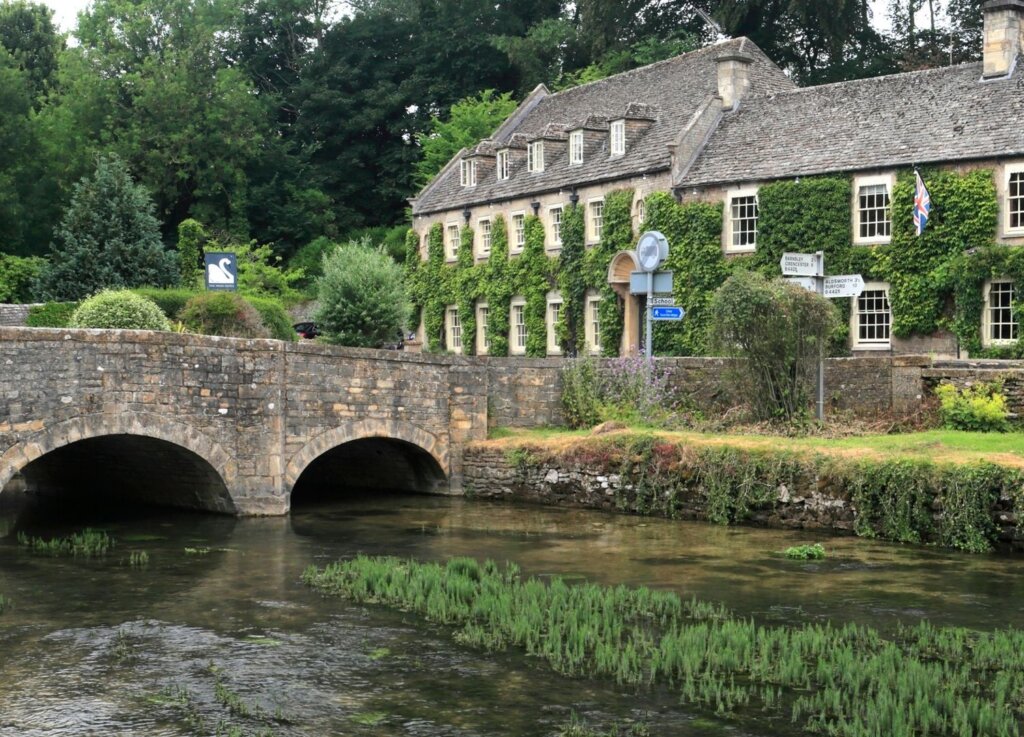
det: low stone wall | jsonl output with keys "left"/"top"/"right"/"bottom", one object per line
{"left": 462, "top": 444, "right": 1023, "bottom": 550}
{"left": 0, "top": 304, "right": 38, "bottom": 327}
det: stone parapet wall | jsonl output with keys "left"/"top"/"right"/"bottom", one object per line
{"left": 0, "top": 304, "right": 39, "bottom": 327}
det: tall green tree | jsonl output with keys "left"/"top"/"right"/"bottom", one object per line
{"left": 0, "top": 0, "right": 62, "bottom": 102}
{"left": 37, "top": 155, "right": 178, "bottom": 300}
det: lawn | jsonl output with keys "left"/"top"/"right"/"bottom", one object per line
{"left": 485, "top": 427, "right": 1024, "bottom": 469}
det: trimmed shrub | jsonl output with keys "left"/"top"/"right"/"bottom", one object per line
{"left": 69, "top": 290, "right": 170, "bottom": 331}
{"left": 245, "top": 295, "right": 296, "bottom": 341}
{"left": 315, "top": 244, "right": 410, "bottom": 348}
{"left": 131, "top": 287, "right": 199, "bottom": 321}
{"left": 179, "top": 292, "right": 270, "bottom": 339}
{"left": 0, "top": 255, "right": 45, "bottom": 303}
{"left": 26, "top": 301, "right": 78, "bottom": 327}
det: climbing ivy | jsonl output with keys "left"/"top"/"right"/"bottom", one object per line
{"left": 420, "top": 223, "right": 447, "bottom": 352}
{"left": 584, "top": 189, "right": 634, "bottom": 356}
{"left": 557, "top": 204, "right": 587, "bottom": 354}
{"left": 484, "top": 215, "right": 512, "bottom": 356}
{"left": 950, "top": 244, "right": 1024, "bottom": 357}
{"left": 515, "top": 216, "right": 553, "bottom": 357}
{"left": 455, "top": 225, "right": 479, "bottom": 355}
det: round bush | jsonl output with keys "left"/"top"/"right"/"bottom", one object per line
{"left": 69, "top": 290, "right": 171, "bottom": 330}
{"left": 179, "top": 292, "right": 270, "bottom": 339}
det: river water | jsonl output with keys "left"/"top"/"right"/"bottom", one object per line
{"left": 3, "top": 493, "right": 1024, "bottom": 736}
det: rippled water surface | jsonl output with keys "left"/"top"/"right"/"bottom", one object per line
{"left": 3, "top": 493, "right": 1024, "bottom": 736}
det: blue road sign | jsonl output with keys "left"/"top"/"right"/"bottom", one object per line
{"left": 204, "top": 252, "right": 238, "bottom": 291}
{"left": 651, "top": 306, "right": 684, "bottom": 321}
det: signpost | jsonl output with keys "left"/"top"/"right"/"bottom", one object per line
{"left": 780, "top": 251, "right": 864, "bottom": 421}
{"left": 651, "top": 306, "right": 684, "bottom": 321}
{"left": 631, "top": 231, "right": 677, "bottom": 359}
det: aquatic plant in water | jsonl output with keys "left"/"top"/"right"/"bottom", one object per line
{"left": 783, "top": 543, "right": 826, "bottom": 560}
{"left": 17, "top": 528, "right": 114, "bottom": 557}
{"left": 304, "top": 555, "right": 1024, "bottom": 737}
{"left": 0, "top": 593, "right": 9, "bottom": 613}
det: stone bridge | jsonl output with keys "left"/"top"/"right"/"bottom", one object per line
{"left": 0, "top": 328, "right": 563, "bottom": 515}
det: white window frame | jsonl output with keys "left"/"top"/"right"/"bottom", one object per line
{"left": 460, "top": 159, "right": 476, "bottom": 187}
{"left": 1004, "top": 164, "right": 1024, "bottom": 236}
{"left": 496, "top": 149, "right": 510, "bottom": 181}
{"left": 510, "top": 296, "right": 527, "bottom": 355}
{"left": 850, "top": 281, "right": 892, "bottom": 350}
{"left": 587, "top": 198, "right": 604, "bottom": 243}
{"left": 476, "top": 302, "right": 489, "bottom": 355}
{"left": 445, "top": 305, "right": 462, "bottom": 354}
{"left": 585, "top": 291, "right": 602, "bottom": 354}
{"left": 610, "top": 120, "right": 625, "bottom": 157}
{"left": 635, "top": 197, "right": 645, "bottom": 227}
{"left": 983, "top": 279, "right": 1018, "bottom": 347}
{"left": 725, "top": 187, "right": 759, "bottom": 253}
{"left": 569, "top": 130, "right": 584, "bottom": 165}
{"left": 548, "top": 205, "right": 563, "bottom": 248}
{"left": 476, "top": 217, "right": 492, "bottom": 259}
{"left": 853, "top": 174, "right": 894, "bottom": 245}
{"left": 445, "top": 222, "right": 460, "bottom": 261}
{"left": 527, "top": 141, "right": 544, "bottom": 173}
{"left": 546, "top": 292, "right": 563, "bottom": 355}
{"left": 511, "top": 211, "right": 526, "bottom": 254}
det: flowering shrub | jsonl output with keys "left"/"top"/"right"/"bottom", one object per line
{"left": 935, "top": 382, "right": 1009, "bottom": 433}
{"left": 560, "top": 355, "right": 686, "bottom": 429}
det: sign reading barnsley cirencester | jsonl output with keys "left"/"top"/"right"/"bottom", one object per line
{"left": 823, "top": 274, "right": 865, "bottom": 299}
{"left": 780, "top": 252, "right": 823, "bottom": 277}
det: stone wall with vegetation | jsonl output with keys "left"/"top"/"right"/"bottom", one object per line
{"left": 464, "top": 436, "right": 1024, "bottom": 553}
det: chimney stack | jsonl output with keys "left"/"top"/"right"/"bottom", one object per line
{"left": 715, "top": 52, "right": 753, "bottom": 110}
{"left": 983, "top": 0, "right": 1024, "bottom": 78}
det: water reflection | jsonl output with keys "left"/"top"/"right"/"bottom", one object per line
{"left": 2, "top": 491, "right": 1024, "bottom": 735}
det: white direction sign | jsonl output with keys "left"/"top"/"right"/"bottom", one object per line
{"left": 785, "top": 276, "right": 818, "bottom": 292}
{"left": 823, "top": 274, "right": 865, "bottom": 299}
{"left": 780, "top": 252, "right": 823, "bottom": 277}
{"left": 650, "top": 296, "right": 676, "bottom": 306}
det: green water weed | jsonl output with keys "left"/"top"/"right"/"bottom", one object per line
{"left": 18, "top": 528, "right": 114, "bottom": 557}
{"left": 783, "top": 543, "right": 826, "bottom": 560}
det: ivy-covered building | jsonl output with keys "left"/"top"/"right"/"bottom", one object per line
{"left": 409, "top": 1, "right": 1024, "bottom": 359}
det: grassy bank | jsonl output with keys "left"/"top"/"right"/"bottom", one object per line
{"left": 305, "top": 555, "right": 1024, "bottom": 737}
{"left": 476, "top": 429, "right": 1024, "bottom": 553}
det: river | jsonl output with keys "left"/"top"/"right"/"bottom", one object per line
{"left": 2, "top": 492, "right": 1024, "bottom": 736}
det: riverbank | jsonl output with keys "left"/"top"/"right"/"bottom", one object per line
{"left": 464, "top": 428, "right": 1024, "bottom": 553}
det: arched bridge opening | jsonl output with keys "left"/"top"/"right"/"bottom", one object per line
{"left": 2, "top": 434, "right": 236, "bottom": 523}
{"left": 290, "top": 437, "right": 448, "bottom": 507}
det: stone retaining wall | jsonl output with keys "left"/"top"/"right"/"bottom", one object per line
{"left": 0, "top": 304, "right": 38, "bottom": 327}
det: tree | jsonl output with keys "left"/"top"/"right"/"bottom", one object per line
{"left": 37, "top": 155, "right": 178, "bottom": 300}
{"left": 0, "top": 0, "right": 62, "bottom": 102}
{"left": 415, "top": 90, "right": 518, "bottom": 187}
{"left": 709, "top": 271, "right": 839, "bottom": 422}
{"left": 315, "top": 242, "right": 410, "bottom": 347}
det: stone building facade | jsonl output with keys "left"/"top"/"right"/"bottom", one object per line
{"left": 410, "top": 1, "right": 1024, "bottom": 358}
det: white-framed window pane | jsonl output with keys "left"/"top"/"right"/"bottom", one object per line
{"left": 550, "top": 207, "right": 563, "bottom": 245}
{"left": 989, "top": 281, "right": 1018, "bottom": 342}
{"left": 858, "top": 184, "right": 891, "bottom": 240}
{"left": 590, "top": 201, "right": 604, "bottom": 241}
{"left": 446, "top": 306, "right": 462, "bottom": 351}
{"left": 446, "top": 225, "right": 460, "bottom": 258}
{"left": 460, "top": 160, "right": 476, "bottom": 187}
{"left": 547, "top": 300, "right": 562, "bottom": 353}
{"left": 477, "top": 306, "right": 489, "bottom": 352}
{"left": 528, "top": 142, "right": 544, "bottom": 172}
{"left": 512, "top": 304, "right": 526, "bottom": 350}
{"left": 480, "top": 220, "right": 492, "bottom": 255}
{"left": 856, "top": 288, "right": 891, "bottom": 344}
{"left": 730, "top": 195, "right": 758, "bottom": 248}
{"left": 513, "top": 214, "right": 526, "bottom": 248}
{"left": 586, "top": 296, "right": 601, "bottom": 352}
{"left": 497, "top": 150, "right": 509, "bottom": 180}
{"left": 570, "top": 131, "right": 583, "bottom": 164}
{"left": 1010, "top": 172, "right": 1024, "bottom": 231}
{"left": 636, "top": 198, "right": 645, "bottom": 225}
{"left": 610, "top": 120, "right": 625, "bottom": 156}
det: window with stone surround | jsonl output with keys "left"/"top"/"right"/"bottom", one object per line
{"left": 477, "top": 218, "right": 491, "bottom": 258}
{"left": 588, "top": 199, "right": 604, "bottom": 243}
{"left": 853, "top": 175, "right": 893, "bottom": 245}
{"left": 585, "top": 291, "right": 601, "bottom": 354}
{"left": 511, "top": 212, "right": 526, "bottom": 252}
{"left": 445, "top": 305, "right": 462, "bottom": 353}
{"left": 726, "top": 188, "right": 758, "bottom": 252}
{"left": 851, "top": 281, "right": 891, "bottom": 349}
{"left": 445, "top": 223, "right": 460, "bottom": 260}
{"left": 983, "top": 280, "right": 1018, "bottom": 346}
{"left": 510, "top": 297, "right": 527, "bottom": 355}
{"left": 549, "top": 205, "right": 563, "bottom": 247}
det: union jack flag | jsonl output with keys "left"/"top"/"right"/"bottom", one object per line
{"left": 914, "top": 170, "right": 932, "bottom": 236}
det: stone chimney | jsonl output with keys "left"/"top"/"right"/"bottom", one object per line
{"left": 983, "top": 0, "right": 1024, "bottom": 78}
{"left": 716, "top": 52, "right": 754, "bottom": 110}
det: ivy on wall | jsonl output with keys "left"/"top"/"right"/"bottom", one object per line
{"left": 406, "top": 166, "right": 1021, "bottom": 358}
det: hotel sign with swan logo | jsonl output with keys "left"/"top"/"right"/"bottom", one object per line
{"left": 204, "top": 252, "right": 238, "bottom": 291}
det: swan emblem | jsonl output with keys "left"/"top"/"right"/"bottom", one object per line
{"left": 206, "top": 256, "right": 235, "bottom": 285}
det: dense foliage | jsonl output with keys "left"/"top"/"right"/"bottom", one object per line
{"left": 935, "top": 382, "right": 1010, "bottom": 433}
{"left": 179, "top": 292, "right": 269, "bottom": 339}
{"left": 69, "top": 289, "right": 171, "bottom": 331}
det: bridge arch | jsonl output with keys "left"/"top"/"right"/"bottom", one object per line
{"left": 286, "top": 419, "right": 448, "bottom": 504}
{"left": 0, "top": 412, "right": 238, "bottom": 513}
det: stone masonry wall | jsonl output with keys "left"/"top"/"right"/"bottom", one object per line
{"left": 0, "top": 304, "right": 38, "bottom": 327}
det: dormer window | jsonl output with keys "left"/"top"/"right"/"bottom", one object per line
{"left": 460, "top": 159, "right": 476, "bottom": 187}
{"left": 610, "top": 120, "right": 625, "bottom": 157}
{"left": 528, "top": 141, "right": 544, "bottom": 173}
{"left": 496, "top": 149, "right": 510, "bottom": 180}
{"left": 569, "top": 130, "right": 584, "bottom": 165}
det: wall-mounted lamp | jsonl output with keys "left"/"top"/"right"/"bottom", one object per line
{"left": 569, "top": 190, "right": 580, "bottom": 207}
{"left": 530, "top": 200, "right": 541, "bottom": 215}
{"left": 462, "top": 208, "right": 472, "bottom": 223}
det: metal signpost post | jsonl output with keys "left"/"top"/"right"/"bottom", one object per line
{"left": 633, "top": 231, "right": 671, "bottom": 360}
{"left": 780, "top": 251, "right": 864, "bottom": 421}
